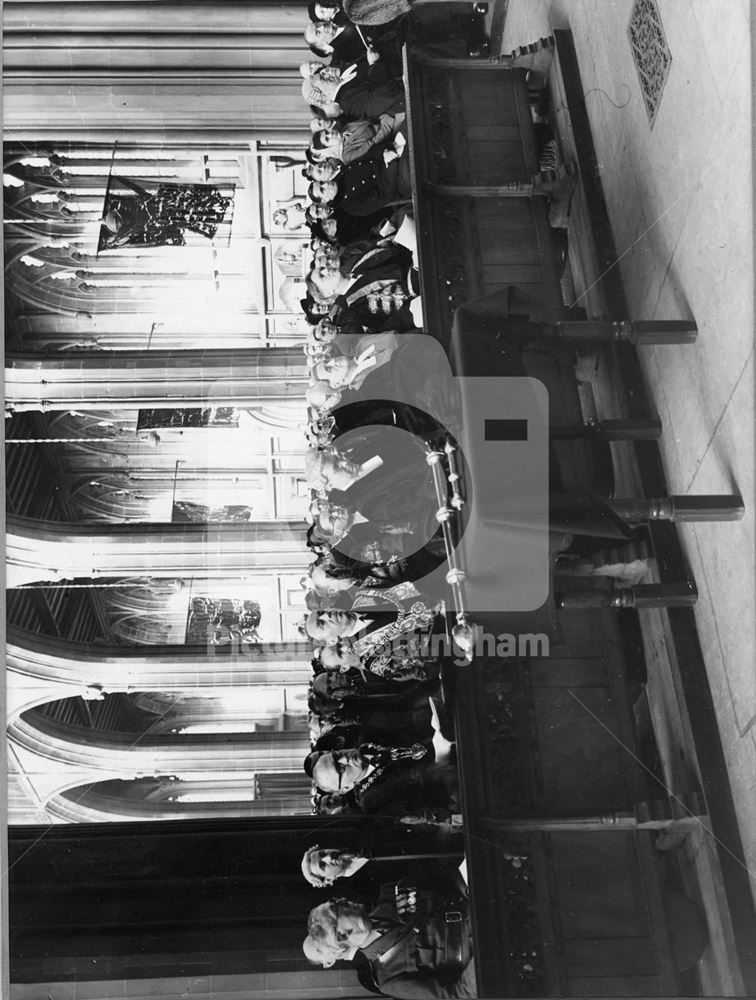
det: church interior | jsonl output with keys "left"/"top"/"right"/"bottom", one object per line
{"left": 3, "top": 0, "right": 754, "bottom": 998}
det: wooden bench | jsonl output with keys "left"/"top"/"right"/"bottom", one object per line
{"left": 402, "top": 27, "right": 743, "bottom": 997}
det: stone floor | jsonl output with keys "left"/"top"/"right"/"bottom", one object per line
{"left": 492, "top": 0, "right": 753, "bottom": 990}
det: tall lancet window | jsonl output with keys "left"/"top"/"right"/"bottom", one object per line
{"left": 5, "top": 140, "right": 311, "bottom": 351}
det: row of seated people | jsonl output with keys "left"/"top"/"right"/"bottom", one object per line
{"left": 305, "top": 639, "right": 458, "bottom": 822}
{"left": 300, "top": 0, "right": 418, "bottom": 242}
{"left": 295, "top": 0, "right": 642, "bottom": 850}
{"left": 297, "top": 0, "right": 482, "bottom": 342}
{"left": 296, "top": 0, "right": 454, "bottom": 820}
{"left": 301, "top": 852, "right": 477, "bottom": 998}
{"left": 293, "top": 6, "right": 478, "bottom": 996}
{"left": 288, "top": 6, "right": 696, "bottom": 994}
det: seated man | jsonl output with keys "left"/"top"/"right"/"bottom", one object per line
{"left": 304, "top": 608, "right": 375, "bottom": 643}
{"left": 311, "top": 654, "right": 437, "bottom": 740}
{"left": 301, "top": 844, "right": 371, "bottom": 888}
{"left": 308, "top": 137, "right": 411, "bottom": 219}
{"left": 305, "top": 435, "right": 429, "bottom": 517}
{"left": 306, "top": 19, "right": 368, "bottom": 66}
{"left": 311, "top": 695, "right": 436, "bottom": 753}
{"left": 316, "top": 626, "right": 440, "bottom": 685}
{"left": 301, "top": 844, "right": 463, "bottom": 890}
{"left": 313, "top": 331, "right": 401, "bottom": 391}
{"left": 308, "top": 702, "right": 360, "bottom": 743}
{"left": 304, "top": 604, "right": 438, "bottom": 653}
{"left": 343, "top": 0, "right": 412, "bottom": 25}
{"left": 304, "top": 876, "right": 475, "bottom": 999}
{"left": 302, "top": 59, "right": 405, "bottom": 120}
{"left": 307, "top": 200, "right": 393, "bottom": 248}
{"left": 304, "top": 159, "right": 343, "bottom": 184}
{"left": 308, "top": 0, "right": 347, "bottom": 22}
{"left": 310, "top": 494, "right": 417, "bottom": 558}
{"left": 314, "top": 789, "right": 359, "bottom": 816}
{"left": 307, "top": 243, "right": 419, "bottom": 332}
{"left": 310, "top": 711, "right": 362, "bottom": 747}
{"left": 310, "top": 529, "right": 447, "bottom": 597}
{"left": 308, "top": 744, "right": 457, "bottom": 821}
{"left": 312, "top": 113, "right": 406, "bottom": 165}
{"left": 306, "top": 17, "right": 407, "bottom": 75}
{"left": 312, "top": 666, "right": 437, "bottom": 708}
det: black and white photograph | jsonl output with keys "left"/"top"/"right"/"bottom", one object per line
{"left": 2, "top": 1, "right": 754, "bottom": 998}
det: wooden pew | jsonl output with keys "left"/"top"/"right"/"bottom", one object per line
{"left": 402, "top": 28, "right": 742, "bottom": 998}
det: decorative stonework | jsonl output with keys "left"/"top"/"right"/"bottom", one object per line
{"left": 629, "top": 0, "right": 672, "bottom": 127}
{"left": 424, "top": 71, "right": 456, "bottom": 184}
{"left": 481, "top": 660, "right": 536, "bottom": 815}
{"left": 487, "top": 832, "right": 545, "bottom": 994}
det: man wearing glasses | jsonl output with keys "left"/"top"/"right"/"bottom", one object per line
{"left": 306, "top": 744, "right": 456, "bottom": 821}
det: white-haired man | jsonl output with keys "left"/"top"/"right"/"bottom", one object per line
{"left": 302, "top": 60, "right": 404, "bottom": 121}
{"left": 303, "top": 875, "right": 476, "bottom": 998}
{"left": 301, "top": 845, "right": 371, "bottom": 888}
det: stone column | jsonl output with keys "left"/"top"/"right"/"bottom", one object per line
{"left": 3, "top": 1, "right": 310, "bottom": 140}
{"left": 7, "top": 516, "right": 307, "bottom": 587}
{"left": 7, "top": 627, "right": 313, "bottom": 720}
{"left": 9, "top": 717, "right": 309, "bottom": 807}
{"left": 6, "top": 347, "right": 308, "bottom": 412}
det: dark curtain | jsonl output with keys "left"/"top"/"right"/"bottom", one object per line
{"left": 8, "top": 816, "right": 456, "bottom": 983}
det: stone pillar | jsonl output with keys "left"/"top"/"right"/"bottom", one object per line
{"left": 6, "top": 347, "right": 308, "bottom": 412}
{"left": 3, "top": 1, "right": 310, "bottom": 140}
{"left": 7, "top": 627, "right": 312, "bottom": 720}
{"left": 9, "top": 717, "right": 308, "bottom": 809}
{"left": 7, "top": 516, "right": 307, "bottom": 587}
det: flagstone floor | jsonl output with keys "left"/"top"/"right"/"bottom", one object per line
{"left": 491, "top": 0, "right": 753, "bottom": 990}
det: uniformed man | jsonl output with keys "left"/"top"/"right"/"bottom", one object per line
{"left": 304, "top": 873, "right": 476, "bottom": 998}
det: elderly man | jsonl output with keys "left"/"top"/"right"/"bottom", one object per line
{"left": 302, "top": 60, "right": 405, "bottom": 120}
{"left": 301, "top": 845, "right": 371, "bottom": 888}
{"left": 306, "top": 19, "right": 368, "bottom": 66}
{"left": 309, "top": 495, "right": 415, "bottom": 558}
{"left": 307, "top": 743, "right": 456, "bottom": 821}
{"left": 305, "top": 445, "right": 384, "bottom": 495}
{"left": 308, "top": 140, "right": 411, "bottom": 220}
{"left": 307, "top": 200, "right": 394, "bottom": 248}
{"left": 307, "top": 15, "right": 408, "bottom": 74}
{"left": 307, "top": 243, "right": 419, "bottom": 331}
{"left": 301, "top": 843, "right": 464, "bottom": 891}
{"left": 312, "top": 669, "right": 439, "bottom": 748}
{"left": 304, "top": 875, "right": 475, "bottom": 999}
{"left": 303, "top": 607, "right": 415, "bottom": 645}
{"left": 317, "top": 641, "right": 432, "bottom": 684}
{"left": 310, "top": 660, "right": 437, "bottom": 748}
{"left": 312, "top": 665, "right": 436, "bottom": 705}
{"left": 309, "top": 524, "right": 447, "bottom": 599}
{"left": 311, "top": 113, "right": 406, "bottom": 165}
{"left": 304, "top": 608, "right": 380, "bottom": 644}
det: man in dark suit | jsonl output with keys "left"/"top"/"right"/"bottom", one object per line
{"left": 306, "top": 19, "right": 368, "bottom": 67}
{"left": 333, "top": 140, "right": 412, "bottom": 218}
{"left": 304, "top": 873, "right": 475, "bottom": 998}
{"left": 303, "top": 59, "right": 405, "bottom": 120}
{"left": 312, "top": 113, "right": 405, "bottom": 166}
{"left": 308, "top": 242, "right": 418, "bottom": 332}
{"left": 309, "top": 745, "right": 457, "bottom": 822}
{"left": 353, "top": 879, "right": 476, "bottom": 999}
{"left": 306, "top": 17, "right": 407, "bottom": 75}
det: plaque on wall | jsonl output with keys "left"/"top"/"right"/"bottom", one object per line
{"left": 171, "top": 502, "right": 252, "bottom": 523}
{"left": 185, "top": 596, "right": 262, "bottom": 645}
{"left": 136, "top": 406, "right": 240, "bottom": 431}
